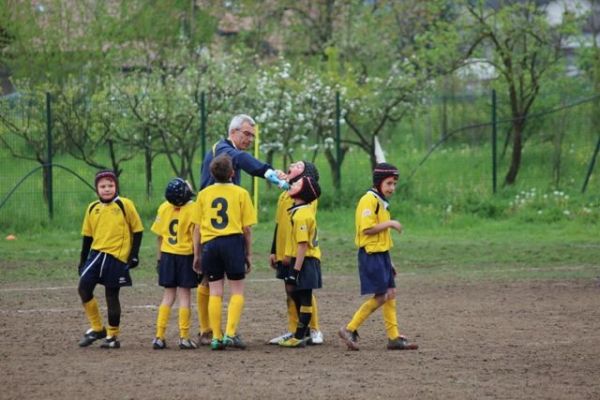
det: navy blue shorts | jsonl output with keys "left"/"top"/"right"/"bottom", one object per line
{"left": 287, "top": 257, "right": 322, "bottom": 290}
{"left": 202, "top": 234, "right": 246, "bottom": 282}
{"left": 357, "top": 248, "right": 396, "bottom": 295}
{"left": 158, "top": 253, "right": 198, "bottom": 289}
{"left": 79, "top": 250, "right": 132, "bottom": 288}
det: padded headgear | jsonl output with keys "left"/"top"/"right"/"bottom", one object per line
{"left": 290, "top": 176, "right": 321, "bottom": 204}
{"left": 289, "top": 160, "right": 320, "bottom": 184}
{"left": 301, "top": 161, "right": 320, "bottom": 182}
{"left": 165, "top": 178, "right": 195, "bottom": 206}
{"left": 95, "top": 170, "right": 119, "bottom": 201}
{"left": 373, "top": 163, "right": 399, "bottom": 192}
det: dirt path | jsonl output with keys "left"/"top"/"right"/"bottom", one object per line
{"left": 1, "top": 274, "right": 599, "bottom": 400}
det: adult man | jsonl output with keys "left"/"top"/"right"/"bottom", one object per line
{"left": 199, "top": 114, "right": 285, "bottom": 189}
{"left": 195, "top": 114, "right": 285, "bottom": 345}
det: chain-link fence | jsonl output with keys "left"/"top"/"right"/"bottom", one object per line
{"left": 1, "top": 90, "right": 599, "bottom": 231}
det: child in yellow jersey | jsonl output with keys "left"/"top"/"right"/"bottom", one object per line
{"left": 278, "top": 175, "right": 322, "bottom": 348}
{"left": 338, "top": 163, "right": 418, "bottom": 351}
{"left": 268, "top": 161, "right": 324, "bottom": 345}
{"left": 192, "top": 154, "right": 256, "bottom": 350}
{"left": 77, "top": 170, "right": 144, "bottom": 349}
{"left": 151, "top": 178, "right": 198, "bottom": 350}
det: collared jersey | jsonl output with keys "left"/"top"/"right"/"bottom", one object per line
{"left": 273, "top": 192, "right": 318, "bottom": 262}
{"left": 193, "top": 183, "right": 256, "bottom": 244}
{"left": 151, "top": 200, "right": 197, "bottom": 255}
{"left": 81, "top": 197, "right": 144, "bottom": 263}
{"left": 355, "top": 190, "right": 393, "bottom": 253}
{"left": 199, "top": 139, "right": 271, "bottom": 189}
{"left": 285, "top": 203, "right": 321, "bottom": 260}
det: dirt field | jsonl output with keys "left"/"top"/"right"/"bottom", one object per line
{"left": 1, "top": 272, "right": 599, "bottom": 400}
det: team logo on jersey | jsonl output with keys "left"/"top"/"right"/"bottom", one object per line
{"left": 362, "top": 209, "right": 372, "bottom": 217}
{"left": 300, "top": 224, "right": 307, "bottom": 231}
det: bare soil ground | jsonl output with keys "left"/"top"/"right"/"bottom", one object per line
{"left": 1, "top": 272, "right": 599, "bottom": 400}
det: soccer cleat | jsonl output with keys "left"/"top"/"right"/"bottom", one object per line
{"left": 267, "top": 332, "right": 293, "bottom": 345}
{"left": 338, "top": 327, "right": 360, "bottom": 351}
{"left": 308, "top": 329, "right": 324, "bottom": 345}
{"left": 100, "top": 336, "right": 120, "bottom": 349}
{"left": 197, "top": 331, "right": 213, "bottom": 346}
{"left": 78, "top": 328, "right": 107, "bottom": 347}
{"left": 152, "top": 337, "right": 166, "bottom": 350}
{"left": 387, "top": 336, "right": 419, "bottom": 351}
{"left": 223, "top": 334, "right": 247, "bottom": 350}
{"left": 178, "top": 338, "right": 198, "bottom": 350}
{"left": 278, "top": 337, "right": 307, "bottom": 348}
{"left": 210, "top": 338, "right": 226, "bottom": 351}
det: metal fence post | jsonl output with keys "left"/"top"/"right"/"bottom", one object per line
{"left": 335, "top": 91, "right": 341, "bottom": 189}
{"left": 491, "top": 89, "right": 497, "bottom": 194}
{"left": 581, "top": 135, "right": 600, "bottom": 193}
{"left": 200, "top": 91, "right": 206, "bottom": 163}
{"left": 46, "top": 92, "right": 53, "bottom": 219}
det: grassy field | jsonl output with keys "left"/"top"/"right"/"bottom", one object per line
{"left": 1, "top": 207, "right": 598, "bottom": 284}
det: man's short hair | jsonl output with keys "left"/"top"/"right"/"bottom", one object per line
{"left": 228, "top": 114, "right": 255, "bottom": 134}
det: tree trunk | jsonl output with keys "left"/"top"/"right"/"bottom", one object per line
{"left": 504, "top": 120, "right": 523, "bottom": 185}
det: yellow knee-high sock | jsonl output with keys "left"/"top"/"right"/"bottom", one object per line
{"left": 83, "top": 298, "right": 103, "bottom": 332}
{"left": 287, "top": 296, "right": 299, "bottom": 333}
{"left": 197, "top": 285, "right": 210, "bottom": 333}
{"left": 107, "top": 325, "right": 119, "bottom": 337}
{"left": 208, "top": 295, "right": 223, "bottom": 340}
{"left": 179, "top": 307, "right": 191, "bottom": 340}
{"left": 382, "top": 299, "right": 400, "bottom": 339}
{"left": 309, "top": 294, "right": 320, "bottom": 330}
{"left": 155, "top": 304, "right": 171, "bottom": 339}
{"left": 225, "top": 294, "right": 244, "bottom": 337}
{"left": 347, "top": 297, "right": 381, "bottom": 332}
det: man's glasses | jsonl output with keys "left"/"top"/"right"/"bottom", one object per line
{"left": 237, "top": 129, "right": 255, "bottom": 138}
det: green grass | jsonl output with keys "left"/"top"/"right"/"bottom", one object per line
{"left": 1, "top": 208, "right": 598, "bottom": 284}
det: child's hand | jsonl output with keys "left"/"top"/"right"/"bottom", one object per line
{"left": 269, "top": 254, "right": 277, "bottom": 269}
{"left": 390, "top": 220, "right": 403, "bottom": 233}
{"left": 193, "top": 256, "right": 202, "bottom": 274}
{"left": 245, "top": 255, "right": 252, "bottom": 273}
{"left": 128, "top": 255, "right": 139, "bottom": 269}
{"left": 284, "top": 268, "right": 299, "bottom": 286}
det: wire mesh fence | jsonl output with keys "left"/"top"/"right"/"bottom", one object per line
{"left": 1, "top": 90, "right": 598, "bottom": 230}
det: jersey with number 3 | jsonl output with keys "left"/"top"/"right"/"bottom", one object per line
{"left": 194, "top": 183, "right": 256, "bottom": 244}
{"left": 151, "top": 201, "right": 196, "bottom": 255}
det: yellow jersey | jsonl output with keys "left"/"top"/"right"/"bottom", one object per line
{"left": 354, "top": 190, "right": 393, "bottom": 253}
{"left": 285, "top": 203, "right": 321, "bottom": 260}
{"left": 193, "top": 183, "right": 256, "bottom": 244}
{"left": 81, "top": 197, "right": 144, "bottom": 263}
{"left": 151, "top": 200, "right": 196, "bottom": 255}
{"left": 273, "top": 192, "right": 318, "bottom": 262}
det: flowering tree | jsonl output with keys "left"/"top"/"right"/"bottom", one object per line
{"left": 250, "top": 60, "right": 339, "bottom": 177}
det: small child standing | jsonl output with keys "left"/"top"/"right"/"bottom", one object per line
{"left": 77, "top": 170, "right": 144, "bottom": 349}
{"left": 192, "top": 154, "right": 257, "bottom": 350}
{"left": 278, "top": 175, "right": 322, "bottom": 348}
{"left": 338, "top": 163, "right": 418, "bottom": 351}
{"left": 151, "top": 178, "right": 198, "bottom": 350}
{"left": 268, "top": 161, "right": 323, "bottom": 345}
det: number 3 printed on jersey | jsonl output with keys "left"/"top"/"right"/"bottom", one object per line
{"left": 211, "top": 197, "right": 229, "bottom": 229}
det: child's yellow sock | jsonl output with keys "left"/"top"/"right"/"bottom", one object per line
{"left": 208, "top": 295, "right": 223, "bottom": 340}
{"left": 155, "top": 304, "right": 171, "bottom": 339}
{"left": 225, "top": 294, "right": 244, "bottom": 337}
